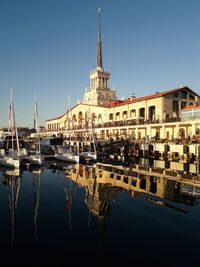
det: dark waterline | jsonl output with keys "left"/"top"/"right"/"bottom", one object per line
{"left": 0, "top": 164, "right": 199, "bottom": 267}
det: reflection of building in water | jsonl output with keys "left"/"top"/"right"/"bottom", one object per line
{"left": 85, "top": 178, "right": 117, "bottom": 220}
{"left": 85, "top": 181, "right": 117, "bottom": 243}
{"left": 67, "top": 163, "right": 119, "bottom": 221}
{"left": 67, "top": 162, "right": 200, "bottom": 209}
{"left": 83, "top": 166, "right": 117, "bottom": 246}
{"left": 69, "top": 165, "right": 117, "bottom": 220}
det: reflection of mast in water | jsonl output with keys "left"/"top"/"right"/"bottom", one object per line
{"left": 64, "top": 169, "right": 73, "bottom": 230}
{"left": 32, "top": 170, "right": 41, "bottom": 239}
{"left": 87, "top": 166, "right": 97, "bottom": 228}
{"left": 8, "top": 179, "right": 14, "bottom": 246}
{"left": 64, "top": 187, "right": 72, "bottom": 230}
{"left": 7, "top": 173, "right": 21, "bottom": 246}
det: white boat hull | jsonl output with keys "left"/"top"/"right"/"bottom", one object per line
{"left": 55, "top": 153, "right": 79, "bottom": 163}
{"left": 79, "top": 152, "right": 97, "bottom": 162}
{"left": 29, "top": 155, "right": 44, "bottom": 166}
{"left": 0, "top": 156, "right": 20, "bottom": 168}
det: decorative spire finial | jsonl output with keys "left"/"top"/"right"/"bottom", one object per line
{"left": 97, "top": 8, "right": 103, "bottom": 68}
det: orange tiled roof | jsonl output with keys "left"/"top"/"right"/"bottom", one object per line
{"left": 109, "top": 86, "right": 198, "bottom": 107}
{"left": 46, "top": 86, "right": 199, "bottom": 121}
{"left": 181, "top": 104, "right": 200, "bottom": 110}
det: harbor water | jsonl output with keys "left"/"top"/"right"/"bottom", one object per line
{"left": 0, "top": 161, "right": 200, "bottom": 267}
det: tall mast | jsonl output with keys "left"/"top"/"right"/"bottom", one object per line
{"left": 34, "top": 91, "right": 37, "bottom": 131}
{"left": 35, "top": 91, "right": 40, "bottom": 156}
{"left": 11, "top": 88, "right": 14, "bottom": 157}
{"left": 97, "top": 8, "right": 103, "bottom": 68}
{"left": 68, "top": 95, "right": 72, "bottom": 150}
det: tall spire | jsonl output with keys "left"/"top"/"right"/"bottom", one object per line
{"left": 83, "top": 8, "right": 117, "bottom": 106}
{"left": 97, "top": 8, "right": 103, "bottom": 68}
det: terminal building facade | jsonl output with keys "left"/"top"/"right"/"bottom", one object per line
{"left": 45, "top": 11, "right": 200, "bottom": 141}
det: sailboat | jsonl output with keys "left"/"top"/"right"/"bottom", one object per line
{"left": 0, "top": 89, "right": 20, "bottom": 168}
{"left": 29, "top": 92, "right": 44, "bottom": 166}
{"left": 55, "top": 148, "right": 79, "bottom": 164}
{"left": 55, "top": 96, "right": 79, "bottom": 164}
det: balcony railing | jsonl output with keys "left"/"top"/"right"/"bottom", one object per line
{"left": 50, "top": 117, "right": 182, "bottom": 132}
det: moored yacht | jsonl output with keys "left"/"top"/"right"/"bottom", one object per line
{"left": 0, "top": 89, "right": 21, "bottom": 169}
{"left": 55, "top": 147, "right": 79, "bottom": 164}
{"left": 0, "top": 154, "right": 20, "bottom": 169}
{"left": 78, "top": 151, "right": 97, "bottom": 163}
{"left": 29, "top": 92, "right": 44, "bottom": 166}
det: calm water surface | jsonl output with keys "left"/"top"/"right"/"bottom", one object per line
{"left": 0, "top": 162, "right": 200, "bottom": 267}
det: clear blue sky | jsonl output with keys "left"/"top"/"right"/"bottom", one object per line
{"left": 0, "top": 0, "right": 200, "bottom": 128}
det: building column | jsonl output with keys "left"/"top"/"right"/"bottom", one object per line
{"left": 113, "top": 129, "right": 115, "bottom": 139}
{"left": 145, "top": 100, "right": 148, "bottom": 121}
{"left": 192, "top": 122, "right": 196, "bottom": 137}
{"left": 147, "top": 126, "right": 151, "bottom": 140}
{"left": 162, "top": 125, "right": 165, "bottom": 139}
{"left": 185, "top": 126, "right": 188, "bottom": 138}
{"left": 127, "top": 127, "right": 129, "bottom": 139}
{"left": 136, "top": 127, "right": 138, "bottom": 139}
{"left": 176, "top": 124, "right": 179, "bottom": 138}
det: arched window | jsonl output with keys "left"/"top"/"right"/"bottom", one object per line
{"left": 78, "top": 111, "right": 83, "bottom": 125}
{"left": 139, "top": 108, "right": 145, "bottom": 118}
{"left": 72, "top": 114, "right": 77, "bottom": 124}
{"left": 85, "top": 111, "right": 89, "bottom": 122}
{"left": 109, "top": 113, "right": 113, "bottom": 120}
{"left": 122, "top": 111, "right": 127, "bottom": 119}
{"left": 130, "top": 109, "right": 136, "bottom": 118}
{"left": 116, "top": 112, "right": 120, "bottom": 120}
{"left": 91, "top": 112, "right": 96, "bottom": 123}
{"left": 149, "top": 106, "right": 156, "bottom": 122}
{"left": 98, "top": 114, "right": 102, "bottom": 122}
